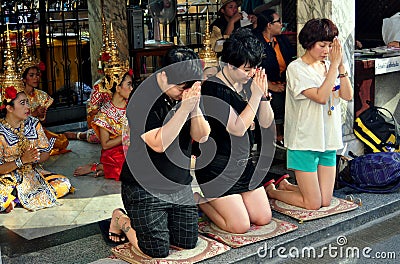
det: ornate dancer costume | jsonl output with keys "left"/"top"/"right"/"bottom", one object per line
{"left": 0, "top": 117, "right": 60, "bottom": 211}
{"left": 92, "top": 101, "right": 127, "bottom": 181}
{"left": 0, "top": 29, "right": 73, "bottom": 212}
{"left": 85, "top": 80, "right": 112, "bottom": 143}
{"left": 18, "top": 35, "right": 70, "bottom": 155}
{"left": 91, "top": 22, "right": 129, "bottom": 181}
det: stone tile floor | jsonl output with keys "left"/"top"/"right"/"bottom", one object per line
{"left": 0, "top": 140, "right": 124, "bottom": 240}
{"left": 0, "top": 137, "right": 203, "bottom": 241}
{"left": 1, "top": 129, "right": 399, "bottom": 263}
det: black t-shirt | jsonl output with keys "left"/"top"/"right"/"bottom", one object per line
{"left": 120, "top": 74, "right": 193, "bottom": 193}
{"left": 200, "top": 76, "right": 253, "bottom": 157}
{"left": 194, "top": 77, "right": 255, "bottom": 196}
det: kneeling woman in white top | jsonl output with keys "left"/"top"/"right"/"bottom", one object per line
{"left": 265, "top": 18, "right": 353, "bottom": 210}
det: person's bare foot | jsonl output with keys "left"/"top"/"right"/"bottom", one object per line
{"left": 264, "top": 183, "right": 276, "bottom": 194}
{"left": 73, "top": 164, "right": 93, "bottom": 176}
{"left": 5, "top": 201, "right": 15, "bottom": 213}
{"left": 109, "top": 208, "right": 128, "bottom": 243}
{"left": 277, "top": 179, "right": 291, "bottom": 190}
{"left": 77, "top": 132, "right": 87, "bottom": 141}
{"left": 64, "top": 131, "right": 78, "bottom": 140}
{"left": 94, "top": 169, "right": 105, "bottom": 178}
{"left": 74, "top": 163, "right": 105, "bottom": 177}
{"left": 64, "top": 131, "right": 87, "bottom": 140}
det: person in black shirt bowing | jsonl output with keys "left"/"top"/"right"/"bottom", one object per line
{"left": 107, "top": 47, "right": 210, "bottom": 257}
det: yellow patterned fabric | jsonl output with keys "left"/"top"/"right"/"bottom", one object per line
{"left": 26, "top": 89, "right": 54, "bottom": 122}
{"left": 92, "top": 101, "right": 127, "bottom": 139}
{"left": 44, "top": 128, "right": 70, "bottom": 155}
{"left": 43, "top": 173, "right": 74, "bottom": 198}
{"left": 0, "top": 116, "right": 59, "bottom": 212}
{"left": 26, "top": 88, "right": 70, "bottom": 155}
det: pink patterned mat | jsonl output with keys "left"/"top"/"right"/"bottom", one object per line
{"left": 198, "top": 218, "right": 297, "bottom": 248}
{"left": 269, "top": 197, "right": 359, "bottom": 223}
{"left": 111, "top": 235, "right": 230, "bottom": 264}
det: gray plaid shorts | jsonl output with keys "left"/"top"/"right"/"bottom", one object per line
{"left": 121, "top": 183, "right": 198, "bottom": 258}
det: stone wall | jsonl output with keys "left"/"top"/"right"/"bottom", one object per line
{"left": 88, "top": 0, "right": 128, "bottom": 85}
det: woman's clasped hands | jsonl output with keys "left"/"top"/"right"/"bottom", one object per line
{"left": 251, "top": 67, "right": 269, "bottom": 99}
{"left": 329, "top": 37, "right": 343, "bottom": 67}
{"left": 181, "top": 81, "right": 202, "bottom": 113}
{"left": 21, "top": 145, "right": 40, "bottom": 164}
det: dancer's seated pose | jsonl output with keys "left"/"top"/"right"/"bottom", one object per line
{"left": 91, "top": 67, "right": 133, "bottom": 181}
{"left": 0, "top": 85, "right": 72, "bottom": 213}
{"left": 19, "top": 57, "right": 70, "bottom": 156}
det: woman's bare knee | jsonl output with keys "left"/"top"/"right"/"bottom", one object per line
{"left": 226, "top": 220, "right": 250, "bottom": 234}
{"left": 321, "top": 197, "right": 333, "bottom": 207}
{"left": 252, "top": 210, "right": 272, "bottom": 226}
{"left": 303, "top": 198, "right": 322, "bottom": 210}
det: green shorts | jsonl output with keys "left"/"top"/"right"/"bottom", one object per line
{"left": 287, "top": 149, "right": 337, "bottom": 172}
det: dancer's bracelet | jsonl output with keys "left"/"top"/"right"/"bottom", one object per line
{"left": 15, "top": 157, "right": 23, "bottom": 168}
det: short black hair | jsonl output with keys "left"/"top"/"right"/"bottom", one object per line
{"left": 299, "top": 18, "right": 339, "bottom": 50}
{"left": 255, "top": 9, "right": 277, "bottom": 32}
{"left": 220, "top": 28, "right": 263, "bottom": 68}
{"left": 162, "top": 47, "right": 203, "bottom": 85}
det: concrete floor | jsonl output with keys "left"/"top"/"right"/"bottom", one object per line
{"left": 0, "top": 140, "right": 123, "bottom": 241}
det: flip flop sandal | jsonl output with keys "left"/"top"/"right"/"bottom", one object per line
{"left": 345, "top": 195, "right": 362, "bottom": 206}
{"left": 108, "top": 231, "right": 127, "bottom": 244}
{"left": 354, "top": 198, "right": 362, "bottom": 206}
{"left": 263, "top": 179, "right": 275, "bottom": 188}
{"left": 98, "top": 208, "right": 128, "bottom": 246}
{"left": 274, "top": 174, "right": 290, "bottom": 187}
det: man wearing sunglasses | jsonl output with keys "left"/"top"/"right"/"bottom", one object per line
{"left": 253, "top": 9, "right": 296, "bottom": 147}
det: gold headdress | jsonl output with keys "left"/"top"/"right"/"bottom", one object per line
{"left": 17, "top": 31, "right": 42, "bottom": 75}
{"left": 199, "top": 9, "right": 218, "bottom": 68}
{"left": 0, "top": 25, "right": 24, "bottom": 105}
{"left": 97, "top": 0, "right": 112, "bottom": 74}
{"left": 102, "top": 23, "right": 130, "bottom": 91}
{"left": 100, "top": 3, "right": 111, "bottom": 57}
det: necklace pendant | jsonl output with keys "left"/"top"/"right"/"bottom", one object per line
{"left": 328, "top": 110, "right": 332, "bottom": 116}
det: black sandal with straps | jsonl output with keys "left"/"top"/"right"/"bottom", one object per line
{"left": 99, "top": 208, "right": 128, "bottom": 246}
